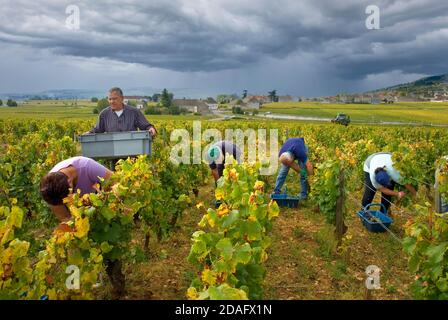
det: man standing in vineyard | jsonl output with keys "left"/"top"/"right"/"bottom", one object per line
{"left": 40, "top": 156, "right": 126, "bottom": 299}
{"left": 362, "top": 152, "right": 416, "bottom": 214}
{"left": 88, "top": 87, "right": 157, "bottom": 137}
{"left": 272, "top": 137, "right": 314, "bottom": 200}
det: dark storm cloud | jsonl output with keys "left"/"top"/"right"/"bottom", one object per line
{"left": 0, "top": 0, "right": 447, "bottom": 79}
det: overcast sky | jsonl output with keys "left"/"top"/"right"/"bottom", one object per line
{"left": 0, "top": 0, "right": 447, "bottom": 97}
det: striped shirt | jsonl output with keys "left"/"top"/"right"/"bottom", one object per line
{"left": 89, "top": 105, "right": 154, "bottom": 133}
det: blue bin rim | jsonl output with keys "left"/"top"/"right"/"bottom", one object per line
{"left": 79, "top": 130, "right": 152, "bottom": 142}
{"left": 357, "top": 209, "right": 393, "bottom": 225}
{"left": 272, "top": 198, "right": 300, "bottom": 208}
{"left": 81, "top": 130, "right": 150, "bottom": 136}
{"left": 270, "top": 193, "right": 300, "bottom": 200}
{"left": 363, "top": 203, "right": 387, "bottom": 214}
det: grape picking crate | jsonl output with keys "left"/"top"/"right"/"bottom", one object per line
{"left": 270, "top": 191, "right": 300, "bottom": 208}
{"left": 357, "top": 203, "right": 393, "bottom": 233}
{"left": 79, "top": 131, "right": 152, "bottom": 159}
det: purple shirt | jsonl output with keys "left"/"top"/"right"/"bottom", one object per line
{"left": 50, "top": 156, "right": 108, "bottom": 195}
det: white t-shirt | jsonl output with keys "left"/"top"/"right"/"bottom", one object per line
{"left": 363, "top": 152, "right": 402, "bottom": 189}
{"left": 114, "top": 110, "right": 124, "bottom": 117}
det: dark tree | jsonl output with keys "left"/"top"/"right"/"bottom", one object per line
{"left": 6, "top": 99, "right": 18, "bottom": 107}
{"left": 152, "top": 93, "right": 161, "bottom": 103}
{"left": 268, "top": 90, "right": 278, "bottom": 102}
{"left": 160, "top": 88, "right": 173, "bottom": 108}
{"left": 232, "top": 106, "right": 243, "bottom": 114}
{"left": 97, "top": 98, "right": 109, "bottom": 111}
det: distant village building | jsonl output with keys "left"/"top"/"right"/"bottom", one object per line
{"left": 371, "top": 97, "right": 382, "bottom": 104}
{"left": 337, "top": 95, "right": 352, "bottom": 104}
{"left": 381, "top": 97, "right": 396, "bottom": 104}
{"left": 327, "top": 96, "right": 339, "bottom": 103}
{"left": 124, "top": 96, "right": 148, "bottom": 107}
{"left": 124, "top": 96, "right": 146, "bottom": 100}
{"left": 172, "top": 99, "right": 210, "bottom": 114}
{"left": 350, "top": 95, "right": 371, "bottom": 104}
{"left": 431, "top": 92, "right": 448, "bottom": 102}
{"left": 397, "top": 96, "right": 419, "bottom": 102}
{"left": 277, "top": 95, "right": 294, "bottom": 103}
{"left": 205, "top": 97, "right": 219, "bottom": 110}
{"left": 242, "top": 95, "right": 270, "bottom": 109}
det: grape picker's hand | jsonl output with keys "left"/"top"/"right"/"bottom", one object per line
{"left": 149, "top": 127, "right": 157, "bottom": 138}
{"left": 397, "top": 191, "right": 406, "bottom": 199}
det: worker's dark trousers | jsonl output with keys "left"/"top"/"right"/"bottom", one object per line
{"left": 361, "top": 171, "right": 395, "bottom": 214}
{"left": 108, "top": 159, "right": 119, "bottom": 170}
{"left": 105, "top": 259, "right": 125, "bottom": 298}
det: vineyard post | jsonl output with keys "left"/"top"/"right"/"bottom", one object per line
{"left": 435, "top": 181, "right": 440, "bottom": 213}
{"left": 161, "top": 127, "right": 168, "bottom": 143}
{"left": 429, "top": 205, "right": 433, "bottom": 241}
{"left": 364, "top": 286, "right": 372, "bottom": 300}
{"left": 335, "top": 168, "right": 345, "bottom": 247}
{"left": 144, "top": 232, "right": 150, "bottom": 252}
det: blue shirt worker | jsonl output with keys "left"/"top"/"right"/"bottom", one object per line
{"left": 361, "top": 152, "right": 416, "bottom": 214}
{"left": 273, "top": 138, "right": 314, "bottom": 199}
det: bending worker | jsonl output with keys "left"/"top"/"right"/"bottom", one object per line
{"left": 362, "top": 152, "right": 416, "bottom": 214}
{"left": 205, "top": 140, "right": 242, "bottom": 183}
{"left": 40, "top": 156, "right": 113, "bottom": 221}
{"left": 273, "top": 137, "right": 313, "bottom": 200}
{"left": 39, "top": 156, "right": 125, "bottom": 299}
